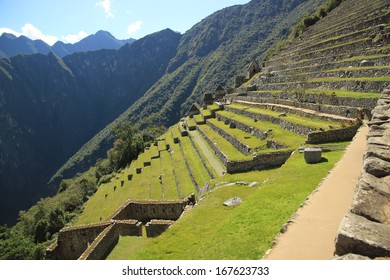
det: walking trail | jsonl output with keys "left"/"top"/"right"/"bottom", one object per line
{"left": 263, "top": 123, "right": 368, "bottom": 260}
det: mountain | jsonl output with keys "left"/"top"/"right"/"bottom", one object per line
{"left": 51, "top": 30, "right": 136, "bottom": 57}
{"left": 0, "top": 33, "right": 51, "bottom": 58}
{"left": 52, "top": 0, "right": 326, "bottom": 186}
{"left": 0, "top": 30, "right": 136, "bottom": 58}
{"left": 0, "top": 29, "right": 181, "bottom": 225}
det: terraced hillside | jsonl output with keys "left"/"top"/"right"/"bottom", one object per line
{"left": 49, "top": 0, "right": 390, "bottom": 260}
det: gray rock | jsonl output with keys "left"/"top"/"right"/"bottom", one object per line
{"left": 359, "top": 60, "right": 375, "bottom": 67}
{"left": 248, "top": 181, "right": 259, "bottom": 187}
{"left": 335, "top": 213, "right": 390, "bottom": 258}
{"left": 223, "top": 197, "right": 242, "bottom": 207}
{"left": 229, "top": 122, "right": 237, "bottom": 129}
{"left": 359, "top": 172, "right": 390, "bottom": 195}
{"left": 304, "top": 147, "right": 322, "bottom": 164}
{"left": 334, "top": 254, "right": 371, "bottom": 260}
{"left": 351, "top": 183, "right": 390, "bottom": 224}
{"left": 365, "top": 144, "right": 390, "bottom": 162}
{"left": 364, "top": 157, "right": 390, "bottom": 178}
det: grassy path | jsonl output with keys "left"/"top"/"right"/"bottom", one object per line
{"left": 189, "top": 130, "right": 225, "bottom": 176}
{"left": 263, "top": 124, "right": 368, "bottom": 260}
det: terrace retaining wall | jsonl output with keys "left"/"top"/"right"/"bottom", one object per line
{"left": 334, "top": 88, "right": 390, "bottom": 259}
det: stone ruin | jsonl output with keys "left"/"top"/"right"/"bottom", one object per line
{"left": 335, "top": 89, "right": 390, "bottom": 259}
{"left": 46, "top": 194, "right": 195, "bottom": 260}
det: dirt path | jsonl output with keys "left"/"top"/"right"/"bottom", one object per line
{"left": 189, "top": 130, "right": 225, "bottom": 176}
{"left": 263, "top": 123, "right": 368, "bottom": 260}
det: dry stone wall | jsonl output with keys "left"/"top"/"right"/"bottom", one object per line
{"left": 112, "top": 200, "right": 189, "bottom": 222}
{"left": 225, "top": 106, "right": 314, "bottom": 136}
{"left": 215, "top": 112, "right": 266, "bottom": 140}
{"left": 335, "top": 89, "right": 390, "bottom": 259}
{"left": 46, "top": 222, "right": 111, "bottom": 260}
{"left": 206, "top": 119, "right": 252, "bottom": 156}
{"left": 307, "top": 124, "right": 361, "bottom": 144}
{"left": 145, "top": 220, "right": 174, "bottom": 238}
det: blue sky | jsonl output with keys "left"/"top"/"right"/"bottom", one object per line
{"left": 0, "top": 0, "right": 250, "bottom": 45}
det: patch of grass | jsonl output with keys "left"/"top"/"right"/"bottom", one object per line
{"left": 197, "top": 124, "right": 252, "bottom": 161}
{"left": 109, "top": 147, "right": 347, "bottom": 259}
{"left": 180, "top": 136, "right": 211, "bottom": 188}
{"left": 309, "top": 76, "right": 390, "bottom": 82}
{"left": 227, "top": 103, "right": 341, "bottom": 130}
{"left": 216, "top": 110, "right": 306, "bottom": 148}
{"left": 304, "top": 88, "right": 381, "bottom": 98}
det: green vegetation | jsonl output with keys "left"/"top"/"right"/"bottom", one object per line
{"left": 227, "top": 103, "right": 342, "bottom": 130}
{"left": 216, "top": 110, "right": 306, "bottom": 148}
{"left": 304, "top": 88, "right": 381, "bottom": 98}
{"left": 108, "top": 144, "right": 348, "bottom": 259}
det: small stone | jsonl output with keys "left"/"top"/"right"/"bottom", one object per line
{"left": 248, "top": 181, "right": 259, "bottom": 187}
{"left": 223, "top": 197, "right": 242, "bottom": 207}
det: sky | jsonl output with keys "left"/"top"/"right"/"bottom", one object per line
{"left": 0, "top": 0, "right": 250, "bottom": 45}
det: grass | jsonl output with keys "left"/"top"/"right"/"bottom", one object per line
{"left": 303, "top": 88, "right": 381, "bottom": 98}
{"left": 107, "top": 143, "right": 349, "bottom": 259}
{"left": 215, "top": 110, "right": 306, "bottom": 148}
{"left": 227, "top": 103, "right": 342, "bottom": 130}
{"left": 309, "top": 76, "right": 390, "bottom": 82}
{"left": 179, "top": 135, "right": 212, "bottom": 189}
{"left": 197, "top": 124, "right": 252, "bottom": 161}
{"left": 207, "top": 118, "right": 267, "bottom": 152}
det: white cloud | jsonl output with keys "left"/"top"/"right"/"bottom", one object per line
{"left": 96, "top": 0, "right": 114, "bottom": 18}
{"left": 21, "top": 23, "right": 58, "bottom": 45}
{"left": 0, "top": 24, "right": 58, "bottom": 45}
{"left": 61, "top": 31, "right": 89, "bottom": 44}
{"left": 0, "top": 27, "right": 22, "bottom": 37}
{"left": 127, "top": 21, "right": 142, "bottom": 36}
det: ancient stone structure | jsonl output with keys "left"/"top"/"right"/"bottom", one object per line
{"left": 46, "top": 195, "right": 195, "bottom": 260}
{"left": 304, "top": 147, "right": 322, "bottom": 164}
{"left": 335, "top": 89, "right": 390, "bottom": 259}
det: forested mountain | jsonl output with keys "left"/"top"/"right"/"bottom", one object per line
{"left": 0, "top": 29, "right": 181, "bottom": 225}
{"left": 52, "top": 0, "right": 325, "bottom": 186}
{"left": 0, "top": 30, "right": 135, "bottom": 58}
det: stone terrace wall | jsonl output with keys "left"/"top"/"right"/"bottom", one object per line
{"left": 307, "top": 124, "right": 361, "bottom": 144}
{"left": 112, "top": 200, "right": 189, "bottom": 222}
{"left": 235, "top": 95, "right": 368, "bottom": 119}
{"left": 79, "top": 223, "right": 118, "bottom": 260}
{"left": 215, "top": 112, "right": 266, "bottom": 140}
{"left": 145, "top": 220, "right": 174, "bottom": 238}
{"left": 335, "top": 89, "right": 390, "bottom": 259}
{"left": 47, "top": 222, "right": 111, "bottom": 260}
{"left": 226, "top": 150, "right": 293, "bottom": 174}
{"left": 225, "top": 106, "right": 313, "bottom": 136}
{"left": 206, "top": 119, "right": 252, "bottom": 156}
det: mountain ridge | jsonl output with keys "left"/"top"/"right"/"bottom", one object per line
{"left": 0, "top": 30, "right": 136, "bottom": 58}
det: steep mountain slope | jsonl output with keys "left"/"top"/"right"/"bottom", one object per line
{"left": 53, "top": 0, "right": 326, "bottom": 186}
{"left": 0, "top": 30, "right": 135, "bottom": 58}
{"left": 0, "top": 29, "right": 181, "bottom": 225}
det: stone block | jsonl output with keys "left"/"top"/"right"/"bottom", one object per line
{"left": 335, "top": 213, "right": 390, "bottom": 258}
{"left": 364, "top": 157, "right": 390, "bottom": 178}
{"left": 304, "top": 147, "right": 322, "bottom": 164}
{"left": 350, "top": 182, "right": 390, "bottom": 224}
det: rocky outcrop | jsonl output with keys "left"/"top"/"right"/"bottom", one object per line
{"left": 335, "top": 89, "right": 390, "bottom": 259}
